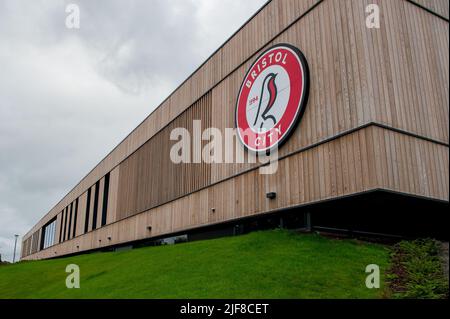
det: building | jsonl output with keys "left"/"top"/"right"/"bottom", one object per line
{"left": 21, "top": 0, "right": 449, "bottom": 260}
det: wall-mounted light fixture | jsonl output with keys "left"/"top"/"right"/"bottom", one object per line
{"left": 266, "top": 192, "right": 277, "bottom": 199}
{"left": 211, "top": 208, "right": 216, "bottom": 213}
{"left": 147, "top": 226, "right": 152, "bottom": 231}
{"left": 107, "top": 236, "right": 112, "bottom": 241}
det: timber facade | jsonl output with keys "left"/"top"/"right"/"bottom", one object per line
{"left": 22, "top": 0, "right": 449, "bottom": 260}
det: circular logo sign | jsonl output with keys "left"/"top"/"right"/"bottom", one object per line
{"left": 235, "top": 43, "right": 309, "bottom": 152}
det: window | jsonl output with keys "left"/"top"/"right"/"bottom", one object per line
{"left": 67, "top": 202, "right": 73, "bottom": 240}
{"left": 63, "top": 206, "right": 68, "bottom": 241}
{"left": 92, "top": 181, "right": 100, "bottom": 230}
{"left": 101, "top": 173, "right": 110, "bottom": 227}
{"left": 73, "top": 198, "right": 78, "bottom": 238}
{"left": 42, "top": 218, "right": 56, "bottom": 249}
{"left": 84, "top": 188, "right": 91, "bottom": 233}
{"left": 59, "top": 210, "right": 64, "bottom": 243}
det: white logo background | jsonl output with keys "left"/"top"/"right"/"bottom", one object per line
{"left": 246, "top": 64, "right": 291, "bottom": 132}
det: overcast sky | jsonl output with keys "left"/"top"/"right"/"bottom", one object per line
{"left": 0, "top": 0, "right": 267, "bottom": 262}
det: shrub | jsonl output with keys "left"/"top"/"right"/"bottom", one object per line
{"left": 387, "top": 238, "right": 448, "bottom": 299}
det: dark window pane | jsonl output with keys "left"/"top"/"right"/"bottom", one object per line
{"left": 92, "top": 181, "right": 100, "bottom": 230}
{"left": 101, "top": 173, "right": 110, "bottom": 227}
{"left": 73, "top": 198, "right": 78, "bottom": 238}
{"left": 84, "top": 188, "right": 91, "bottom": 234}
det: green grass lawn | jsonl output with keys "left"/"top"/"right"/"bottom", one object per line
{"left": 0, "top": 229, "right": 390, "bottom": 299}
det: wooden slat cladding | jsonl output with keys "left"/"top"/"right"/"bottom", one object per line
{"left": 22, "top": 0, "right": 449, "bottom": 258}
{"left": 116, "top": 92, "right": 212, "bottom": 220}
{"left": 378, "top": 0, "right": 449, "bottom": 141}
{"left": 288, "top": 0, "right": 450, "bottom": 145}
{"left": 22, "top": 237, "right": 31, "bottom": 257}
{"left": 211, "top": 0, "right": 449, "bottom": 182}
{"left": 75, "top": 191, "right": 87, "bottom": 237}
{"left": 372, "top": 127, "right": 449, "bottom": 199}
{"left": 22, "top": 125, "right": 448, "bottom": 260}
{"left": 29, "top": 230, "right": 40, "bottom": 255}
{"left": 21, "top": 0, "right": 321, "bottom": 241}
{"left": 409, "top": 0, "right": 450, "bottom": 19}
{"left": 22, "top": 0, "right": 449, "bottom": 238}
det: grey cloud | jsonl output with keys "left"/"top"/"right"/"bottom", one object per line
{"left": 0, "top": 0, "right": 266, "bottom": 262}
{"left": 74, "top": 0, "right": 205, "bottom": 94}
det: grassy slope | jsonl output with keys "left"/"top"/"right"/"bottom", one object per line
{"left": 0, "top": 230, "right": 390, "bottom": 299}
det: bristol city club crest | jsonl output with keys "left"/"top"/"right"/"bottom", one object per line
{"left": 235, "top": 43, "right": 309, "bottom": 152}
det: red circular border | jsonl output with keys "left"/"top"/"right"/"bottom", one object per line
{"left": 235, "top": 44, "right": 309, "bottom": 152}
